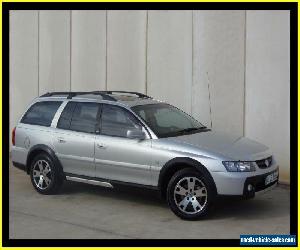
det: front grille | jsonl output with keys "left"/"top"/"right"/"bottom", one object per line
{"left": 256, "top": 156, "right": 272, "bottom": 169}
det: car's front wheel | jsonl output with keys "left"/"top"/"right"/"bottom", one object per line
{"left": 167, "top": 168, "right": 215, "bottom": 220}
{"left": 30, "top": 153, "right": 64, "bottom": 194}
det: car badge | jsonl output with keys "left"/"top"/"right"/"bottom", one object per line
{"left": 265, "top": 159, "right": 269, "bottom": 167}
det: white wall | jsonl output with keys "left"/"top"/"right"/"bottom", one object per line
{"left": 10, "top": 10, "right": 39, "bottom": 143}
{"left": 192, "top": 11, "right": 245, "bottom": 136}
{"left": 71, "top": 10, "right": 106, "bottom": 91}
{"left": 9, "top": 10, "right": 290, "bottom": 183}
{"left": 107, "top": 10, "right": 147, "bottom": 92}
{"left": 39, "top": 11, "right": 71, "bottom": 94}
{"left": 245, "top": 11, "right": 290, "bottom": 183}
{"left": 147, "top": 10, "right": 192, "bottom": 113}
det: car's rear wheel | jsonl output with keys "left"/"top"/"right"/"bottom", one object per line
{"left": 167, "top": 168, "right": 215, "bottom": 220}
{"left": 30, "top": 153, "right": 64, "bottom": 194}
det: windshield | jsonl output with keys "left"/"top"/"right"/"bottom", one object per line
{"left": 132, "top": 103, "right": 208, "bottom": 138}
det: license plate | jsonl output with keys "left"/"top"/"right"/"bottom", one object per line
{"left": 265, "top": 170, "right": 279, "bottom": 185}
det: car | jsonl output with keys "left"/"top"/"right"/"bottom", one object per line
{"left": 11, "top": 91, "right": 279, "bottom": 220}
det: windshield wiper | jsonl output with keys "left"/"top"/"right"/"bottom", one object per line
{"left": 161, "top": 127, "right": 209, "bottom": 138}
{"left": 178, "top": 126, "right": 207, "bottom": 134}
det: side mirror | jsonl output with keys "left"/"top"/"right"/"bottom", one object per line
{"left": 126, "top": 128, "right": 146, "bottom": 140}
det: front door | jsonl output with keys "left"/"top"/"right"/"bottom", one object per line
{"left": 95, "top": 104, "right": 153, "bottom": 186}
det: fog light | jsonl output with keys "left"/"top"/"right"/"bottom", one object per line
{"left": 247, "top": 184, "right": 253, "bottom": 191}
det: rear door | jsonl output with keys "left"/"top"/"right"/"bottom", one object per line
{"left": 95, "top": 104, "right": 153, "bottom": 186}
{"left": 53, "top": 101, "right": 100, "bottom": 177}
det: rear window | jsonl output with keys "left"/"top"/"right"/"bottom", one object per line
{"left": 21, "top": 101, "right": 62, "bottom": 127}
{"left": 57, "top": 102, "right": 101, "bottom": 134}
{"left": 57, "top": 102, "right": 77, "bottom": 130}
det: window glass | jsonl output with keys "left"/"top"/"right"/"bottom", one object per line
{"left": 69, "top": 102, "right": 100, "bottom": 134}
{"left": 57, "top": 102, "right": 77, "bottom": 130}
{"left": 21, "top": 101, "right": 62, "bottom": 127}
{"left": 101, "top": 104, "right": 141, "bottom": 137}
{"left": 132, "top": 103, "right": 205, "bottom": 138}
{"left": 154, "top": 108, "right": 192, "bottom": 128}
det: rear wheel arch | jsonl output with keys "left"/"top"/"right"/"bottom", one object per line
{"left": 158, "top": 157, "right": 217, "bottom": 198}
{"left": 26, "top": 144, "right": 64, "bottom": 177}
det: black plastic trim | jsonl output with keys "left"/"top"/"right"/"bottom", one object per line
{"left": 243, "top": 168, "right": 279, "bottom": 198}
{"left": 158, "top": 157, "right": 217, "bottom": 192}
{"left": 40, "top": 91, "right": 116, "bottom": 101}
{"left": 26, "top": 144, "right": 64, "bottom": 176}
{"left": 12, "top": 162, "right": 27, "bottom": 172}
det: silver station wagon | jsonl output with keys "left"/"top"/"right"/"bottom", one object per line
{"left": 11, "top": 91, "right": 279, "bottom": 220}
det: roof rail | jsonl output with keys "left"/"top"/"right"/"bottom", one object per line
{"left": 100, "top": 91, "right": 152, "bottom": 99}
{"left": 40, "top": 91, "right": 116, "bottom": 101}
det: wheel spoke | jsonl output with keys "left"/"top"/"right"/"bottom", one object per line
{"left": 187, "top": 177, "right": 196, "bottom": 192}
{"left": 38, "top": 177, "right": 44, "bottom": 188}
{"left": 38, "top": 161, "right": 44, "bottom": 171}
{"left": 194, "top": 187, "right": 207, "bottom": 197}
{"left": 178, "top": 197, "right": 190, "bottom": 211}
{"left": 174, "top": 185, "right": 188, "bottom": 196}
{"left": 191, "top": 199, "right": 202, "bottom": 212}
{"left": 33, "top": 170, "right": 40, "bottom": 178}
{"left": 44, "top": 176, "right": 51, "bottom": 186}
{"left": 43, "top": 166, "right": 51, "bottom": 174}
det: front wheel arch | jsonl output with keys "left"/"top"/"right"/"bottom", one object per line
{"left": 158, "top": 157, "right": 217, "bottom": 198}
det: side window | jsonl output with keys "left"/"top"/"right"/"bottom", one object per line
{"left": 69, "top": 102, "right": 100, "bottom": 134}
{"left": 21, "top": 101, "right": 62, "bottom": 127}
{"left": 101, "top": 104, "right": 141, "bottom": 137}
{"left": 57, "top": 102, "right": 77, "bottom": 130}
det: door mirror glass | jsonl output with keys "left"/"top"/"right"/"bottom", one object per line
{"left": 126, "top": 128, "right": 146, "bottom": 140}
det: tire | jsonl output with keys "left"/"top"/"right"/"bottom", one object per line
{"left": 30, "top": 153, "right": 64, "bottom": 194}
{"left": 166, "top": 168, "right": 215, "bottom": 220}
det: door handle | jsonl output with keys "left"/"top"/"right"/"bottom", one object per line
{"left": 58, "top": 137, "right": 66, "bottom": 143}
{"left": 96, "top": 143, "right": 106, "bottom": 149}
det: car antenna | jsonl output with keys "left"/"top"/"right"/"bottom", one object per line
{"left": 206, "top": 71, "right": 213, "bottom": 129}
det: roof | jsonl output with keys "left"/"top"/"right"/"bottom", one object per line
{"left": 38, "top": 91, "right": 162, "bottom": 108}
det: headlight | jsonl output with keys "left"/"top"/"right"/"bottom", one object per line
{"left": 222, "top": 161, "right": 256, "bottom": 172}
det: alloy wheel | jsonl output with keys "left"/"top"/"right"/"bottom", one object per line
{"left": 173, "top": 176, "right": 208, "bottom": 214}
{"left": 32, "top": 160, "right": 52, "bottom": 190}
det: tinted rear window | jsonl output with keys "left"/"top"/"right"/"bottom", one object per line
{"left": 21, "top": 101, "right": 62, "bottom": 127}
{"left": 57, "top": 102, "right": 100, "bottom": 134}
{"left": 57, "top": 102, "right": 77, "bottom": 130}
{"left": 70, "top": 102, "right": 100, "bottom": 133}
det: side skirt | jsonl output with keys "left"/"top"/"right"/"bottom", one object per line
{"left": 66, "top": 176, "right": 113, "bottom": 188}
{"left": 12, "top": 161, "right": 27, "bottom": 172}
{"left": 64, "top": 172, "right": 159, "bottom": 191}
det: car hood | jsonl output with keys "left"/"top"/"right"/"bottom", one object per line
{"left": 164, "top": 130, "right": 271, "bottom": 161}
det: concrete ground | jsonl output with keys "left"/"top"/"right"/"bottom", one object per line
{"left": 9, "top": 165, "right": 290, "bottom": 239}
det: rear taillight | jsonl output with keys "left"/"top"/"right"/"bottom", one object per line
{"left": 12, "top": 127, "right": 16, "bottom": 146}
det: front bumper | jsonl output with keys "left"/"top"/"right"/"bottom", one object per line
{"left": 242, "top": 169, "right": 279, "bottom": 198}
{"left": 210, "top": 164, "right": 279, "bottom": 196}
